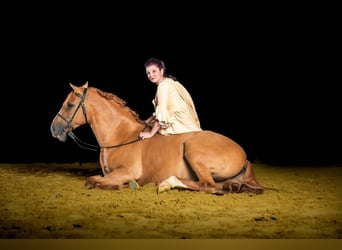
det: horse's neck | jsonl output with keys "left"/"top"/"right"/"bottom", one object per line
{"left": 87, "top": 94, "right": 143, "bottom": 146}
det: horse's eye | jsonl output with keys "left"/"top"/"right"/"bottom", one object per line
{"left": 67, "top": 103, "right": 74, "bottom": 109}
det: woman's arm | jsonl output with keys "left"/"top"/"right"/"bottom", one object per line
{"left": 139, "top": 120, "right": 160, "bottom": 140}
{"left": 144, "top": 115, "right": 156, "bottom": 126}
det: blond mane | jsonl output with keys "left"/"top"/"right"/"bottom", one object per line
{"left": 94, "top": 88, "right": 144, "bottom": 124}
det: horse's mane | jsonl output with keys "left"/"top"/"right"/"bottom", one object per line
{"left": 94, "top": 88, "right": 144, "bottom": 124}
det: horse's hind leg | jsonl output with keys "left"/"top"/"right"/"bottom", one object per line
{"left": 157, "top": 176, "right": 223, "bottom": 194}
{"left": 222, "top": 160, "right": 265, "bottom": 194}
{"left": 157, "top": 176, "right": 198, "bottom": 193}
{"left": 182, "top": 157, "right": 217, "bottom": 190}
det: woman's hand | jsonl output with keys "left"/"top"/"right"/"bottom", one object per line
{"left": 140, "top": 120, "right": 160, "bottom": 140}
{"left": 139, "top": 132, "right": 153, "bottom": 140}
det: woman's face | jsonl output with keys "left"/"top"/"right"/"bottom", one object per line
{"left": 146, "top": 64, "right": 164, "bottom": 84}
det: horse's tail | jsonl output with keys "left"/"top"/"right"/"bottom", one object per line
{"left": 221, "top": 160, "right": 277, "bottom": 194}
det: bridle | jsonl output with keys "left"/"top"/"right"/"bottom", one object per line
{"left": 57, "top": 87, "right": 144, "bottom": 151}
{"left": 57, "top": 88, "right": 89, "bottom": 132}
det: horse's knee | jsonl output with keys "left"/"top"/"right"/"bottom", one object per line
{"left": 85, "top": 175, "right": 107, "bottom": 189}
{"left": 95, "top": 183, "right": 120, "bottom": 190}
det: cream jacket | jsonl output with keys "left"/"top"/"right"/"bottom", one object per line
{"left": 153, "top": 77, "right": 202, "bottom": 135}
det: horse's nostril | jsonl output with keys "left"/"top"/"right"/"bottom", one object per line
{"left": 50, "top": 126, "right": 55, "bottom": 135}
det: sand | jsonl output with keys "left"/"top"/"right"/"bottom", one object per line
{"left": 0, "top": 162, "right": 341, "bottom": 239}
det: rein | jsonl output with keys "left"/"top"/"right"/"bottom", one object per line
{"left": 58, "top": 87, "right": 145, "bottom": 152}
{"left": 67, "top": 128, "right": 145, "bottom": 152}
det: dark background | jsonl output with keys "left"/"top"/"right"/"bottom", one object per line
{"left": 1, "top": 5, "right": 339, "bottom": 166}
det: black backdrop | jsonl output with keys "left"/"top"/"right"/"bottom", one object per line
{"left": 1, "top": 8, "right": 339, "bottom": 166}
{"left": 2, "top": 55, "right": 338, "bottom": 165}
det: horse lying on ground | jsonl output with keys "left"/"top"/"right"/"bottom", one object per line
{"left": 50, "top": 82, "right": 271, "bottom": 195}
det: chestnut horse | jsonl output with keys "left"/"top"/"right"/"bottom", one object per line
{"left": 50, "top": 82, "right": 268, "bottom": 195}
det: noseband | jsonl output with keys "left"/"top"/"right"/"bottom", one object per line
{"left": 57, "top": 88, "right": 88, "bottom": 131}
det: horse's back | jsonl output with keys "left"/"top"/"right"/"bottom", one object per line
{"left": 144, "top": 130, "right": 246, "bottom": 163}
{"left": 185, "top": 130, "right": 246, "bottom": 157}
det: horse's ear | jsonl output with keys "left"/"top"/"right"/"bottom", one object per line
{"left": 69, "top": 82, "right": 76, "bottom": 89}
{"left": 69, "top": 82, "right": 77, "bottom": 91}
{"left": 69, "top": 82, "right": 88, "bottom": 91}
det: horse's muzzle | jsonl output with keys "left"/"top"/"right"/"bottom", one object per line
{"left": 50, "top": 124, "right": 71, "bottom": 142}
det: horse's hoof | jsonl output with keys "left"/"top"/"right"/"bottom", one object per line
{"left": 128, "top": 180, "right": 141, "bottom": 190}
{"left": 157, "top": 181, "right": 172, "bottom": 194}
{"left": 85, "top": 180, "right": 95, "bottom": 189}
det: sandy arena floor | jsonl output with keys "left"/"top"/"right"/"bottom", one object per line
{"left": 0, "top": 162, "right": 341, "bottom": 239}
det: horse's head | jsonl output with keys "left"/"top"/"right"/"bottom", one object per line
{"left": 50, "top": 82, "right": 89, "bottom": 142}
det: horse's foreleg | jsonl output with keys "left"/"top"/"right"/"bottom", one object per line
{"left": 85, "top": 168, "right": 134, "bottom": 191}
{"left": 85, "top": 175, "right": 102, "bottom": 189}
